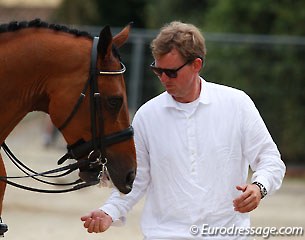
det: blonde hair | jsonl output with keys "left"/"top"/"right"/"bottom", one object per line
{"left": 151, "top": 21, "right": 207, "bottom": 61}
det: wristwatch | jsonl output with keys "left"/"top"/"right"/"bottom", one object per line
{"left": 252, "top": 181, "right": 267, "bottom": 199}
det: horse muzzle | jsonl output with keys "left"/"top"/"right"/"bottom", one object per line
{"left": 78, "top": 162, "right": 136, "bottom": 194}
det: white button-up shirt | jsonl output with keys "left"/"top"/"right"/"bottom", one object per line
{"left": 101, "top": 79, "right": 286, "bottom": 240}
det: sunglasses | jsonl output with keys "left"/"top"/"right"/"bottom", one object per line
{"left": 150, "top": 59, "right": 194, "bottom": 78}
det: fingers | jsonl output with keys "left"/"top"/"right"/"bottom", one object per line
{"left": 81, "top": 210, "right": 112, "bottom": 233}
{"left": 235, "top": 185, "right": 247, "bottom": 192}
{"left": 80, "top": 214, "right": 91, "bottom": 222}
{"left": 233, "top": 185, "right": 249, "bottom": 203}
{"left": 83, "top": 217, "right": 92, "bottom": 229}
{"left": 234, "top": 194, "right": 258, "bottom": 213}
{"left": 233, "top": 184, "right": 261, "bottom": 213}
{"left": 88, "top": 218, "right": 102, "bottom": 233}
{"left": 82, "top": 217, "right": 103, "bottom": 233}
{"left": 80, "top": 210, "right": 104, "bottom": 222}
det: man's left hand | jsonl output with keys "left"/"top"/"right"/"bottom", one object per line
{"left": 233, "top": 184, "right": 261, "bottom": 213}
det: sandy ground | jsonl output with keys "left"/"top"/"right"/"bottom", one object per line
{"left": 1, "top": 112, "right": 305, "bottom": 240}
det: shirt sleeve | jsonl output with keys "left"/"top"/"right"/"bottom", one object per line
{"left": 240, "top": 93, "right": 286, "bottom": 196}
{"left": 100, "top": 109, "right": 151, "bottom": 225}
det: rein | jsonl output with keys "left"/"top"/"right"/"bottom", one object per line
{"left": 0, "top": 37, "right": 134, "bottom": 193}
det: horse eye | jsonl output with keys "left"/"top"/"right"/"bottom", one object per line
{"left": 106, "top": 96, "right": 123, "bottom": 112}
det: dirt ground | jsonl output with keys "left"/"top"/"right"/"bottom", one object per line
{"left": 1, "top": 113, "right": 305, "bottom": 240}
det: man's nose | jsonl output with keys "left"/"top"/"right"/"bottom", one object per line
{"left": 159, "top": 73, "right": 170, "bottom": 82}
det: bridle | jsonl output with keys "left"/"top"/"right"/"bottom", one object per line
{"left": 58, "top": 37, "right": 133, "bottom": 166}
{"left": 0, "top": 37, "right": 134, "bottom": 193}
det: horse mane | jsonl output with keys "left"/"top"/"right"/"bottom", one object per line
{"left": 0, "top": 18, "right": 93, "bottom": 39}
{"left": 0, "top": 18, "right": 122, "bottom": 60}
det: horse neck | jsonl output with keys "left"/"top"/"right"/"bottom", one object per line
{"left": 0, "top": 29, "right": 91, "bottom": 142}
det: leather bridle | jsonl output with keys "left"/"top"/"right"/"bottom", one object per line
{"left": 58, "top": 37, "right": 133, "bottom": 167}
{"left": 0, "top": 37, "right": 134, "bottom": 193}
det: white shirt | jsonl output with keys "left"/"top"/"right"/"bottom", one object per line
{"left": 101, "top": 79, "right": 286, "bottom": 240}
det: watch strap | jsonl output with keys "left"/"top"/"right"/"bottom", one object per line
{"left": 252, "top": 181, "right": 267, "bottom": 199}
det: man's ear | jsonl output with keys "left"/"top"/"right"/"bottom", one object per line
{"left": 193, "top": 57, "right": 204, "bottom": 72}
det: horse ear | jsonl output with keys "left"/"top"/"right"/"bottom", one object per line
{"left": 97, "top": 25, "right": 113, "bottom": 59}
{"left": 113, "top": 22, "right": 132, "bottom": 48}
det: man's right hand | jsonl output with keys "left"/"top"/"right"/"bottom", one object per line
{"left": 81, "top": 209, "right": 112, "bottom": 233}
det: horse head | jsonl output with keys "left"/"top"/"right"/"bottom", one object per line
{"left": 48, "top": 24, "right": 136, "bottom": 194}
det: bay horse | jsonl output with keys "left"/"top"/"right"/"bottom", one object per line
{"left": 0, "top": 19, "right": 136, "bottom": 236}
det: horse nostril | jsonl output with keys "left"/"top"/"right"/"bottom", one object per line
{"left": 126, "top": 170, "right": 136, "bottom": 187}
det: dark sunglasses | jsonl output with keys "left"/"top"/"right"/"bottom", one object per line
{"left": 150, "top": 59, "right": 194, "bottom": 78}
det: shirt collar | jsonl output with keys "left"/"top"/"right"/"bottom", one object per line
{"left": 163, "top": 77, "right": 210, "bottom": 109}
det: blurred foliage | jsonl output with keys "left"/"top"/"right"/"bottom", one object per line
{"left": 52, "top": 0, "right": 148, "bottom": 27}
{"left": 202, "top": 0, "right": 305, "bottom": 35}
{"left": 52, "top": 0, "right": 305, "bottom": 35}
{"left": 145, "top": 0, "right": 209, "bottom": 28}
{"left": 52, "top": 0, "right": 305, "bottom": 164}
{"left": 52, "top": 0, "right": 100, "bottom": 25}
{"left": 199, "top": 0, "right": 305, "bottom": 164}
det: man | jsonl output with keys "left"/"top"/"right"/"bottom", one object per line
{"left": 81, "top": 21, "right": 286, "bottom": 239}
